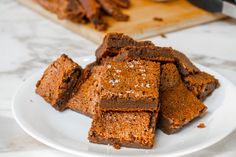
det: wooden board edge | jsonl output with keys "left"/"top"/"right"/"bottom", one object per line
{"left": 131, "top": 14, "right": 226, "bottom": 41}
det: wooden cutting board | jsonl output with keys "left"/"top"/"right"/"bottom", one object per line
{"left": 18, "top": 0, "right": 224, "bottom": 44}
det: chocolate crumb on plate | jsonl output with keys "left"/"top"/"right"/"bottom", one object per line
{"left": 160, "top": 34, "right": 167, "bottom": 38}
{"left": 153, "top": 17, "right": 163, "bottom": 21}
{"left": 197, "top": 122, "right": 206, "bottom": 128}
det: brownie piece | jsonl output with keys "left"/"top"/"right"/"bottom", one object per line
{"left": 88, "top": 110, "right": 159, "bottom": 149}
{"left": 159, "top": 63, "right": 207, "bottom": 134}
{"left": 36, "top": 54, "right": 82, "bottom": 111}
{"left": 95, "top": 33, "right": 154, "bottom": 61}
{"left": 169, "top": 48, "right": 200, "bottom": 76}
{"left": 58, "top": 0, "right": 86, "bottom": 23}
{"left": 97, "top": 60, "right": 160, "bottom": 111}
{"left": 66, "top": 62, "right": 100, "bottom": 117}
{"left": 36, "top": 0, "right": 86, "bottom": 23}
{"left": 113, "top": 46, "right": 175, "bottom": 63}
{"left": 113, "top": 0, "right": 130, "bottom": 8}
{"left": 183, "top": 72, "right": 220, "bottom": 101}
{"left": 79, "top": 0, "right": 107, "bottom": 31}
{"left": 98, "top": 0, "right": 129, "bottom": 21}
{"left": 160, "top": 62, "right": 181, "bottom": 92}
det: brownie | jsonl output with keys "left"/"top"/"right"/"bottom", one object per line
{"left": 97, "top": 60, "right": 160, "bottom": 111}
{"left": 113, "top": 0, "right": 130, "bottom": 8}
{"left": 36, "top": 0, "right": 86, "bottom": 23}
{"left": 79, "top": 0, "right": 107, "bottom": 31}
{"left": 36, "top": 54, "right": 82, "bottom": 111}
{"left": 98, "top": 0, "right": 129, "bottom": 21}
{"left": 159, "top": 63, "right": 207, "bottom": 134}
{"left": 58, "top": 0, "right": 86, "bottom": 23}
{"left": 95, "top": 33, "right": 154, "bottom": 61}
{"left": 88, "top": 110, "right": 159, "bottom": 149}
{"left": 170, "top": 48, "right": 200, "bottom": 76}
{"left": 183, "top": 72, "right": 220, "bottom": 101}
{"left": 113, "top": 46, "right": 175, "bottom": 63}
{"left": 160, "top": 62, "right": 181, "bottom": 92}
{"left": 66, "top": 62, "right": 100, "bottom": 117}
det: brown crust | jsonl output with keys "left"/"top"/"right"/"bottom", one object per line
{"left": 169, "top": 48, "right": 200, "bottom": 76}
{"left": 183, "top": 72, "right": 220, "bottom": 101}
{"left": 96, "top": 34, "right": 199, "bottom": 77}
{"left": 36, "top": 54, "right": 82, "bottom": 111}
{"left": 100, "top": 99, "right": 158, "bottom": 111}
{"left": 95, "top": 33, "right": 154, "bottom": 61}
{"left": 158, "top": 63, "right": 207, "bottom": 134}
{"left": 88, "top": 110, "right": 159, "bottom": 149}
{"left": 159, "top": 83, "right": 207, "bottom": 134}
{"left": 113, "top": 46, "right": 175, "bottom": 63}
{"left": 66, "top": 61, "right": 100, "bottom": 117}
{"left": 97, "top": 60, "right": 160, "bottom": 111}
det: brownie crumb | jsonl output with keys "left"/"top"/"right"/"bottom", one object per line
{"left": 160, "top": 34, "right": 167, "bottom": 38}
{"left": 197, "top": 122, "right": 206, "bottom": 128}
{"left": 153, "top": 17, "right": 163, "bottom": 22}
{"left": 113, "top": 143, "right": 121, "bottom": 149}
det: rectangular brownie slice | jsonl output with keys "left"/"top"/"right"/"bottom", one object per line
{"left": 183, "top": 72, "right": 220, "bottom": 101}
{"left": 66, "top": 62, "right": 100, "bottom": 117}
{"left": 88, "top": 109, "right": 159, "bottom": 149}
{"left": 159, "top": 63, "right": 207, "bottom": 134}
{"left": 95, "top": 33, "right": 154, "bottom": 61}
{"left": 113, "top": 46, "right": 175, "bottom": 63}
{"left": 97, "top": 60, "right": 160, "bottom": 111}
{"left": 36, "top": 54, "right": 82, "bottom": 111}
{"left": 169, "top": 48, "right": 200, "bottom": 76}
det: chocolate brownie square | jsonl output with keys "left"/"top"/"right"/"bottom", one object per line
{"left": 97, "top": 60, "right": 160, "bottom": 111}
{"left": 36, "top": 54, "right": 82, "bottom": 111}
{"left": 183, "top": 72, "right": 220, "bottom": 101}
{"left": 66, "top": 62, "right": 101, "bottom": 117}
{"left": 113, "top": 46, "right": 175, "bottom": 63}
{"left": 170, "top": 48, "right": 200, "bottom": 76}
{"left": 95, "top": 33, "right": 154, "bottom": 61}
{"left": 88, "top": 110, "right": 159, "bottom": 149}
{"left": 159, "top": 63, "right": 207, "bottom": 134}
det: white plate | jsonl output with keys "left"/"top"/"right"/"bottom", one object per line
{"left": 12, "top": 55, "right": 236, "bottom": 157}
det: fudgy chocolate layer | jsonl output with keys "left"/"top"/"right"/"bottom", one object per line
{"left": 95, "top": 33, "right": 154, "bottom": 61}
{"left": 36, "top": 54, "right": 82, "bottom": 111}
{"left": 183, "top": 72, "right": 220, "bottom": 101}
{"left": 113, "top": 46, "right": 175, "bottom": 63}
{"left": 88, "top": 110, "right": 159, "bottom": 149}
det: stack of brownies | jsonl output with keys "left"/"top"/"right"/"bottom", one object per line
{"left": 36, "top": 33, "right": 220, "bottom": 149}
{"left": 36, "top": 0, "right": 130, "bottom": 30}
